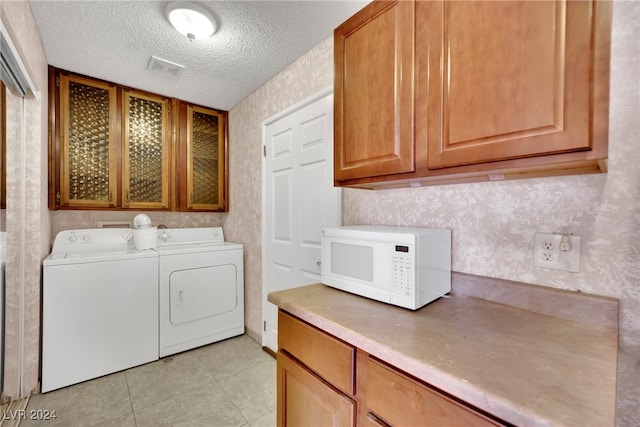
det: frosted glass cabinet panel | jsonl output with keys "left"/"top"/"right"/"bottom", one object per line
{"left": 183, "top": 105, "right": 227, "bottom": 211}
{"left": 58, "top": 74, "right": 117, "bottom": 208}
{"left": 122, "top": 90, "right": 171, "bottom": 209}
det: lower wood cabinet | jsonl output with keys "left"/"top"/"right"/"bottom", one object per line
{"left": 277, "top": 311, "right": 356, "bottom": 426}
{"left": 360, "top": 353, "right": 502, "bottom": 427}
{"left": 277, "top": 352, "right": 356, "bottom": 427}
{"left": 276, "top": 310, "right": 506, "bottom": 427}
{"left": 277, "top": 310, "right": 355, "bottom": 395}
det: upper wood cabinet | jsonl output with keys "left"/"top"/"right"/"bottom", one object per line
{"left": 334, "top": 0, "right": 612, "bottom": 189}
{"left": 49, "top": 68, "right": 228, "bottom": 212}
{"left": 58, "top": 74, "right": 118, "bottom": 208}
{"left": 334, "top": 0, "right": 415, "bottom": 181}
{"left": 122, "top": 89, "right": 171, "bottom": 210}
{"left": 178, "top": 103, "right": 228, "bottom": 212}
{"left": 426, "top": 0, "right": 596, "bottom": 168}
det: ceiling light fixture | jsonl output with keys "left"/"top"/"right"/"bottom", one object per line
{"left": 165, "top": 1, "right": 216, "bottom": 41}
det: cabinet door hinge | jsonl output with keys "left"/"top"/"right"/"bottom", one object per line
{"left": 55, "top": 76, "right": 60, "bottom": 87}
{"left": 56, "top": 192, "right": 61, "bottom": 202}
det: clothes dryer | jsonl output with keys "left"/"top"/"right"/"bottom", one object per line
{"left": 157, "top": 227, "right": 244, "bottom": 357}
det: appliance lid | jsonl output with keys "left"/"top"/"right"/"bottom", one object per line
{"left": 44, "top": 248, "right": 157, "bottom": 266}
{"left": 50, "top": 228, "right": 134, "bottom": 253}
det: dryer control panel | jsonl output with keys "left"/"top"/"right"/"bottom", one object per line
{"left": 158, "top": 227, "right": 224, "bottom": 245}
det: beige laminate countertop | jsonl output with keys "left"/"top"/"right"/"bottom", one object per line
{"left": 268, "top": 283, "right": 618, "bottom": 427}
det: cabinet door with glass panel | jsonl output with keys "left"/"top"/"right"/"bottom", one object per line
{"left": 58, "top": 74, "right": 117, "bottom": 208}
{"left": 122, "top": 90, "right": 171, "bottom": 210}
{"left": 182, "top": 104, "right": 227, "bottom": 211}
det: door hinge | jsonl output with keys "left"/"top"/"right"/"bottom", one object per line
{"left": 263, "top": 320, "right": 266, "bottom": 332}
{"left": 55, "top": 76, "right": 60, "bottom": 87}
{"left": 263, "top": 145, "right": 266, "bottom": 158}
{"left": 56, "top": 192, "right": 61, "bottom": 202}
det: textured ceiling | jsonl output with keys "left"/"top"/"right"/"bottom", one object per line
{"left": 29, "top": 0, "right": 370, "bottom": 110}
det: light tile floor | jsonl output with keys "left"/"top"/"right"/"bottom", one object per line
{"left": 20, "top": 335, "right": 276, "bottom": 427}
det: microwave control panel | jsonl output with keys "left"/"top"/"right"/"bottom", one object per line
{"left": 392, "top": 245, "right": 413, "bottom": 297}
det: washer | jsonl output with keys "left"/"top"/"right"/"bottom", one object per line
{"left": 157, "top": 227, "right": 244, "bottom": 357}
{"left": 42, "top": 229, "right": 158, "bottom": 392}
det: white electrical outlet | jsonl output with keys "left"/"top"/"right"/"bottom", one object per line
{"left": 533, "top": 232, "right": 581, "bottom": 272}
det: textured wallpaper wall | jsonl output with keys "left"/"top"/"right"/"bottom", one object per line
{"left": 228, "top": 2, "right": 638, "bottom": 426}
{"left": 2, "top": 0, "right": 50, "bottom": 399}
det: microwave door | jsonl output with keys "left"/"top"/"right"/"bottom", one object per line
{"left": 330, "top": 241, "right": 374, "bottom": 283}
{"left": 324, "top": 239, "right": 392, "bottom": 303}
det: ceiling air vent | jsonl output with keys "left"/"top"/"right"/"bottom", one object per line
{"left": 147, "top": 56, "right": 185, "bottom": 78}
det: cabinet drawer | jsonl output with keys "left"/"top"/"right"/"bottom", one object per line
{"left": 365, "top": 357, "right": 503, "bottom": 426}
{"left": 277, "top": 351, "right": 355, "bottom": 427}
{"left": 278, "top": 311, "right": 355, "bottom": 395}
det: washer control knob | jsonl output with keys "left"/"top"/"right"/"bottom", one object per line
{"left": 68, "top": 235, "right": 77, "bottom": 242}
{"left": 82, "top": 235, "right": 91, "bottom": 242}
{"left": 160, "top": 232, "right": 170, "bottom": 241}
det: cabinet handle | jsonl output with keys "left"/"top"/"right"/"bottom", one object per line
{"left": 109, "top": 190, "right": 113, "bottom": 202}
{"left": 126, "top": 189, "right": 129, "bottom": 203}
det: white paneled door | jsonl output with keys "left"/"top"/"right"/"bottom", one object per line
{"left": 262, "top": 90, "right": 341, "bottom": 352}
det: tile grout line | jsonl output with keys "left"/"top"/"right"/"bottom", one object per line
{"left": 193, "top": 342, "right": 275, "bottom": 426}
{"left": 193, "top": 347, "right": 250, "bottom": 427}
{"left": 210, "top": 376, "right": 250, "bottom": 427}
{"left": 210, "top": 358, "right": 277, "bottom": 425}
{"left": 123, "top": 370, "right": 138, "bottom": 427}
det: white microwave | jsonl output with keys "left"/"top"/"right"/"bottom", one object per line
{"left": 321, "top": 226, "right": 451, "bottom": 310}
